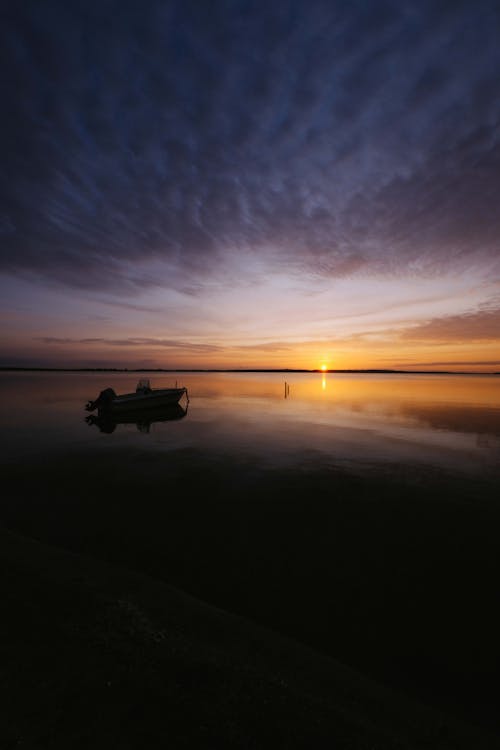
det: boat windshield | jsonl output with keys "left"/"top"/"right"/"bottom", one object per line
{"left": 136, "top": 378, "right": 152, "bottom": 392}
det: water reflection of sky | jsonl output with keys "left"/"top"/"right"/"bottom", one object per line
{"left": 1, "top": 371, "right": 500, "bottom": 475}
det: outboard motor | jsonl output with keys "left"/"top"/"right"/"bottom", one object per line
{"left": 85, "top": 387, "right": 116, "bottom": 412}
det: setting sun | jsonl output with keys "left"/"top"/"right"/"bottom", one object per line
{"left": 321, "top": 364, "right": 328, "bottom": 372}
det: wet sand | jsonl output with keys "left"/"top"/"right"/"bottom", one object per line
{"left": 2, "top": 446, "right": 500, "bottom": 747}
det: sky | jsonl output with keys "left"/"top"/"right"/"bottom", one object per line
{"left": 1, "top": 0, "right": 500, "bottom": 371}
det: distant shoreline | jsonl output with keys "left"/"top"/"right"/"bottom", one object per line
{"left": 1, "top": 367, "right": 499, "bottom": 375}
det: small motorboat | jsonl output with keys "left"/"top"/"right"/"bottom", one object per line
{"left": 85, "top": 378, "right": 189, "bottom": 414}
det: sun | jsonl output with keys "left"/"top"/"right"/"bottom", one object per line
{"left": 320, "top": 364, "right": 328, "bottom": 372}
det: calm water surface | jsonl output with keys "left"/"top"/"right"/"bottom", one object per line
{"left": 2, "top": 370, "right": 500, "bottom": 732}
{"left": 2, "top": 370, "right": 500, "bottom": 477}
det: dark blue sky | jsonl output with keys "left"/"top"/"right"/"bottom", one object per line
{"left": 2, "top": 0, "right": 500, "bottom": 287}
{"left": 1, "top": 1, "right": 500, "bottom": 369}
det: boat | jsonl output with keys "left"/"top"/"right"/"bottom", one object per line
{"left": 85, "top": 401, "right": 188, "bottom": 433}
{"left": 85, "top": 378, "right": 189, "bottom": 414}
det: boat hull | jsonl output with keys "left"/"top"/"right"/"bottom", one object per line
{"left": 107, "top": 387, "right": 187, "bottom": 412}
{"left": 85, "top": 383, "right": 188, "bottom": 414}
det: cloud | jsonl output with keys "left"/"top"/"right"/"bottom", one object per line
{"left": 95, "top": 299, "right": 169, "bottom": 315}
{"left": 395, "top": 361, "right": 500, "bottom": 368}
{"left": 36, "top": 335, "right": 297, "bottom": 353}
{"left": 401, "top": 306, "right": 500, "bottom": 342}
{"left": 37, "top": 336, "right": 223, "bottom": 352}
{"left": 2, "top": 1, "right": 500, "bottom": 292}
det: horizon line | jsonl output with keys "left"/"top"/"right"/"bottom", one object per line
{"left": 1, "top": 366, "right": 499, "bottom": 376}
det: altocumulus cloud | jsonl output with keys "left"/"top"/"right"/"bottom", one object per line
{"left": 2, "top": 0, "right": 500, "bottom": 292}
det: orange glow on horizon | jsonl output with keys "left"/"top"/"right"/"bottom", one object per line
{"left": 3, "top": 322, "right": 500, "bottom": 373}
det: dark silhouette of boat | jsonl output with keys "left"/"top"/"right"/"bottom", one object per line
{"left": 85, "top": 401, "right": 188, "bottom": 433}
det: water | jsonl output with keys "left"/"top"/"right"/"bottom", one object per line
{"left": 2, "top": 370, "right": 500, "bottom": 731}
{"left": 2, "top": 370, "right": 500, "bottom": 475}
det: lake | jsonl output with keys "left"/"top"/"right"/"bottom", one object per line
{"left": 2, "top": 370, "right": 500, "bottom": 733}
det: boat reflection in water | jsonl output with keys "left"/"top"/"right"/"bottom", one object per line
{"left": 85, "top": 402, "right": 189, "bottom": 433}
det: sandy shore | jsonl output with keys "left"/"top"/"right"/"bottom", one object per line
{"left": 1, "top": 524, "right": 498, "bottom": 749}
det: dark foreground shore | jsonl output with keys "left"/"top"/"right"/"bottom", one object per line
{"left": 1, "top": 525, "right": 498, "bottom": 750}
{"left": 2, "top": 445, "right": 500, "bottom": 748}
